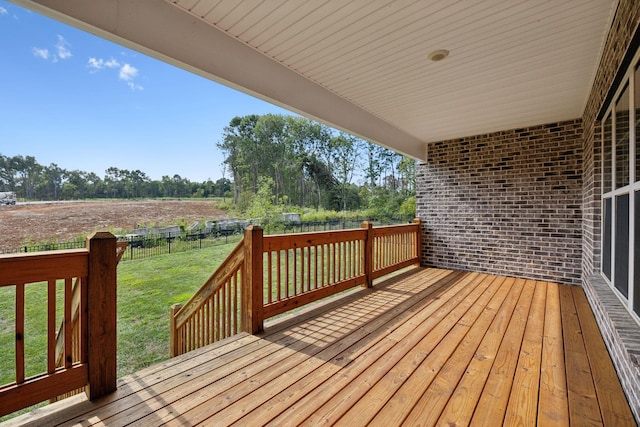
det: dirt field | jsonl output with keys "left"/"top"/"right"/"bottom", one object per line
{"left": 0, "top": 200, "right": 228, "bottom": 251}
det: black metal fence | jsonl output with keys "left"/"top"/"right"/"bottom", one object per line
{"left": 1, "top": 217, "right": 413, "bottom": 261}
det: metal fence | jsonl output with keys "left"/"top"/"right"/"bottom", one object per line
{"left": 2, "top": 217, "right": 413, "bottom": 261}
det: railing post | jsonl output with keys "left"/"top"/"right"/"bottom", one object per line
{"left": 413, "top": 218, "right": 422, "bottom": 266}
{"left": 244, "top": 226, "right": 264, "bottom": 334}
{"left": 361, "top": 221, "right": 373, "bottom": 288}
{"left": 85, "top": 231, "right": 117, "bottom": 400}
{"left": 170, "top": 303, "right": 182, "bottom": 358}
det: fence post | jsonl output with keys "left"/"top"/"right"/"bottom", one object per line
{"left": 85, "top": 231, "right": 117, "bottom": 400}
{"left": 169, "top": 304, "right": 182, "bottom": 358}
{"left": 244, "top": 226, "right": 264, "bottom": 334}
{"left": 413, "top": 218, "right": 422, "bottom": 266}
{"left": 361, "top": 221, "right": 373, "bottom": 288}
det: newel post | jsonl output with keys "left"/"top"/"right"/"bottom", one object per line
{"left": 413, "top": 218, "right": 423, "bottom": 266}
{"left": 244, "top": 225, "right": 264, "bottom": 334}
{"left": 169, "top": 304, "right": 182, "bottom": 358}
{"left": 361, "top": 221, "right": 373, "bottom": 288}
{"left": 85, "top": 231, "right": 117, "bottom": 400}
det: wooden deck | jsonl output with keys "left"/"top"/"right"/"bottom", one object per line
{"left": 5, "top": 268, "right": 636, "bottom": 426}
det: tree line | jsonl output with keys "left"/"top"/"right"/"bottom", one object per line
{"left": 218, "top": 114, "right": 415, "bottom": 218}
{"left": 0, "top": 154, "right": 231, "bottom": 200}
{"left": 1, "top": 114, "right": 416, "bottom": 218}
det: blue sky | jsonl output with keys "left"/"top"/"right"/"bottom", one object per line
{"left": 0, "top": 1, "right": 293, "bottom": 182}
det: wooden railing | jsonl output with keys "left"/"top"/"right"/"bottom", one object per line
{"left": 169, "top": 240, "right": 246, "bottom": 357}
{"left": 170, "top": 219, "right": 422, "bottom": 357}
{"left": 262, "top": 229, "right": 367, "bottom": 318}
{"left": 0, "top": 232, "right": 119, "bottom": 418}
{"left": 50, "top": 241, "right": 127, "bottom": 402}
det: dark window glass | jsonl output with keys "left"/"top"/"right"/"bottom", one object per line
{"left": 615, "top": 85, "right": 630, "bottom": 189}
{"left": 635, "top": 191, "right": 640, "bottom": 316}
{"left": 603, "top": 197, "right": 612, "bottom": 280}
{"left": 615, "top": 194, "right": 629, "bottom": 297}
{"left": 603, "top": 114, "right": 612, "bottom": 192}
{"left": 636, "top": 66, "right": 640, "bottom": 183}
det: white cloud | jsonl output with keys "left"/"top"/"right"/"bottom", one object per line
{"left": 119, "top": 64, "right": 138, "bottom": 81}
{"left": 0, "top": 7, "right": 8, "bottom": 15}
{"left": 126, "top": 82, "right": 144, "bottom": 91}
{"left": 55, "top": 35, "right": 72, "bottom": 60}
{"left": 105, "top": 58, "right": 120, "bottom": 68}
{"left": 32, "top": 35, "right": 72, "bottom": 62}
{"left": 88, "top": 58, "right": 143, "bottom": 91}
{"left": 88, "top": 57, "right": 120, "bottom": 72}
{"left": 32, "top": 47, "right": 49, "bottom": 60}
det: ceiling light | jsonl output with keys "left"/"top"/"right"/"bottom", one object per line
{"left": 428, "top": 49, "right": 449, "bottom": 62}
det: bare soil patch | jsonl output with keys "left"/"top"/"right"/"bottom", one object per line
{"left": 0, "top": 200, "right": 227, "bottom": 251}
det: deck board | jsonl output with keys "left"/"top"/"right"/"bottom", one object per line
{"left": 3, "top": 268, "right": 636, "bottom": 427}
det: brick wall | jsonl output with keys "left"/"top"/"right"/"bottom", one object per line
{"left": 415, "top": 119, "right": 583, "bottom": 286}
{"left": 581, "top": 0, "right": 640, "bottom": 420}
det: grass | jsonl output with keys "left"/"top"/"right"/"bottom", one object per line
{"left": 0, "top": 237, "right": 241, "bottom": 403}
{"left": 115, "top": 240, "right": 241, "bottom": 376}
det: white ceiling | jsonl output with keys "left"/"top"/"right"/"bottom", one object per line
{"left": 14, "top": 0, "right": 617, "bottom": 160}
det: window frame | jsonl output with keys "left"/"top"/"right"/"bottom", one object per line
{"left": 600, "top": 48, "right": 639, "bottom": 324}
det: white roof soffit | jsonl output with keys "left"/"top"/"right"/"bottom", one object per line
{"left": 14, "top": 0, "right": 616, "bottom": 161}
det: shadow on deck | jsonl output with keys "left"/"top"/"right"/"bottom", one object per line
{"left": 4, "top": 268, "right": 636, "bottom": 426}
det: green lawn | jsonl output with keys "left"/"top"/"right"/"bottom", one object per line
{"left": 0, "top": 236, "right": 241, "bottom": 390}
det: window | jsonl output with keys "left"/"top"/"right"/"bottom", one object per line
{"left": 601, "top": 53, "right": 639, "bottom": 323}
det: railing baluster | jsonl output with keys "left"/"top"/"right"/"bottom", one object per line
{"left": 307, "top": 247, "right": 312, "bottom": 290}
{"left": 285, "top": 249, "right": 290, "bottom": 298}
{"left": 64, "top": 277, "right": 72, "bottom": 369}
{"left": 268, "top": 251, "right": 273, "bottom": 304}
{"left": 47, "top": 279, "right": 56, "bottom": 374}
{"left": 16, "top": 283, "right": 25, "bottom": 385}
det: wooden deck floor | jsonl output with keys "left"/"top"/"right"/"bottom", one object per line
{"left": 5, "top": 268, "right": 636, "bottom": 426}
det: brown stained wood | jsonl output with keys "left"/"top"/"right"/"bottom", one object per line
{"left": 370, "top": 223, "right": 419, "bottom": 238}
{"left": 47, "top": 280, "right": 56, "bottom": 374}
{"left": 560, "top": 285, "right": 603, "bottom": 426}
{"left": 173, "top": 297, "right": 410, "bottom": 426}
{"left": 127, "top": 284, "right": 416, "bottom": 427}
{"left": 392, "top": 276, "right": 511, "bottom": 425}
{"left": 85, "top": 231, "right": 117, "bottom": 400}
{"left": 503, "top": 281, "right": 547, "bottom": 426}
{"left": 263, "top": 229, "right": 366, "bottom": 252}
{"left": 436, "top": 277, "right": 522, "bottom": 427}
{"left": 571, "top": 286, "right": 636, "bottom": 426}
{"left": 8, "top": 269, "right": 634, "bottom": 427}
{"left": 0, "top": 365, "right": 88, "bottom": 418}
{"left": 79, "top": 276, "right": 88, "bottom": 364}
{"left": 0, "top": 249, "right": 88, "bottom": 286}
{"left": 174, "top": 240, "right": 244, "bottom": 326}
{"left": 267, "top": 251, "right": 273, "bottom": 303}
{"left": 302, "top": 273, "right": 493, "bottom": 426}
{"left": 470, "top": 279, "right": 536, "bottom": 427}
{"left": 240, "top": 270, "right": 454, "bottom": 427}
{"left": 353, "top": 275, "right": 509, "bottom": 427}
{"left": 263, "top": 270, "right": 467, "bottom": 427}
{"left": 63, "top": 277, "right": 73, "bottom": 370}
{"left": 61, "top": 333, "right": 310, "bottom": 426}
{"left": 263, "top": 276, "right": 365, "bottom": 319}
{"left": 538, "top": 282, "right": 569, "bottom": 427}
{"left": 15, "top": 283, "right": 25, "bottom": 385}
{"left": 371, "top": 257, "right": 420, "bottom": 280}
{"left": 101, "top": 274, "right": 420, "bottom": 427}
